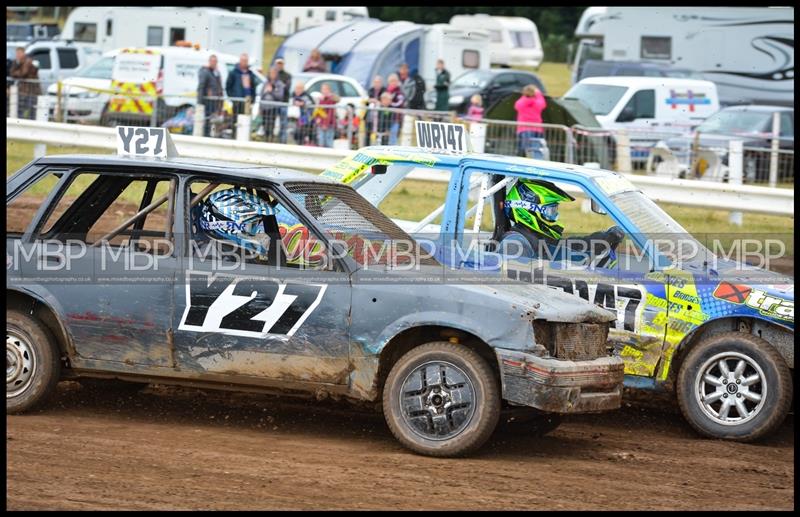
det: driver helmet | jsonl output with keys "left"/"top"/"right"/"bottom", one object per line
{"left": 504, "top": 179, "right": 574, "bottom": 240}
{"left": 196, "top": 188, "right": 276, "bottom": 255}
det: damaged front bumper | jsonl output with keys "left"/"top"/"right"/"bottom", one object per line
{"left": 496, "top": 349, "right": 625, "bottom": 414}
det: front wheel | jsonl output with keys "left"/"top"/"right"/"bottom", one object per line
{"left": 677, "top": 332, "right": 792, "bottom": 441}
{"left": 383, "top": 342, "right": 501, "bottom": 457}
{"left": 7, "top": 310, "right": 61, "bottom": 413}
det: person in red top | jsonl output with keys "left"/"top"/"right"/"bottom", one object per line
{"left": 313, "top": 82, "right": 339, "bottom": 147}
{"left": 513, "top": 84, "right": 548, "bottom": 158}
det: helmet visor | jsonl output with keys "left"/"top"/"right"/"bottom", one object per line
{"left": 537, "top": 203, "right": 559, "bottom": 222}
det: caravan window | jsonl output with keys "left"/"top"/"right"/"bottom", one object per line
{"left": 106, "top": 19, "right": 113, "bottom": 37}
{"left": 488, "top": 30, "right": 503, "bottom": 43}
{"left": 641, "top": 36, "right": 671, "bottom": 60}
{"left": 462, "top": 50, "right": 479, "bottom": 69}
{"left": 170, "top": 28, "right": 186, "bottom": 45}
{"left": 147, "top": 26, "right": 164, "bottom": 46}
{"left": 510, "top": 31, "right": 536, "bottom": 49}
{"left": 73, "top": 22, "right": 97, "bottom": 43}
{"left": 325, "top": 10, "right": 337, "bottom": 21}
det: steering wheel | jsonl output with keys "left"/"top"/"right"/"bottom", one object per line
{"left": 594, "top": 225, "right": 625, "bottom": 269}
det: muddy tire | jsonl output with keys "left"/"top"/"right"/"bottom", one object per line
{"left": 497, "top": 408, "right": 563, "bottom": 437}
{"left": 677, "top": 332, "right": 792, "bottom": 442}
{"left": 383, "top": 342, "right": 500, "bottom": 457}
{"left": 7, "top": 310, "right": 61, "bottom": 414}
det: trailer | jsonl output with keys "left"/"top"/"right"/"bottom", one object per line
{"left": 58, "top": 7, "right": 265, "bottom": 66}
{"left": 449, "top": 14, "right": 543, "bottom": 68}
{"left": 270, "top": 6, "right": 369, "bottom": 36}
{"left": 572, "top": 6, "right": 794, "bottom": 106}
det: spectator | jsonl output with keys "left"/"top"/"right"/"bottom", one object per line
{"left": 313, "top": 82, "right": 339, "bottom": 147}
{"left": 197, "top": 54, "right": 223, "bottom": 137}
{"left": 9, "top": 46, "right": 41, "bottom": 120}
{"left": 339, "top": 103, "right": 360, "bottom": 147}
{"left": 290, "top": 81, "right": 314, "bottom": 145}
{"left": 386, "top": 73, "right": 406, "bottom": 145}
{"left": 398, "top": 63, "right": 426, "bottom": 110}
{"left": 225, "top": 53, "right": 259, "bottom": 137}
{"left": 434, "top": 59, "right": 451, "bottom": 112}
{"left": 375, "top": 92, "right": 394, "bottom": 145}
{"left": 274, "top": 57, "right": 292, "bottom": 144}
{"left": 303, "top": 48, "right": 327, "bottom": 73}
{"left": 514, "top": 84, "right": 548, "bottom": 158}
{"left": 366, "top": 75, "right": 386, "bottom": 135}
{"left": 259, "top": 66, "right": 286, "bottom": 142}
{"left": 466, "top": 94, "right": 484, "bottom": 121}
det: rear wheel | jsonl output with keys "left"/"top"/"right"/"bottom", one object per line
{"left": 383, "top": 342, "right": 501, "bottom": 457}
{"left": 677, "top": 332, "right": 792, "bottom": 441}
{"left": 7, "top": 310, "right": 61, "bottom": 414}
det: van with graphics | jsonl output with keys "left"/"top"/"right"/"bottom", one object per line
{"left": 321, "top": 137, "right": 794, "bottom": 442}
{"left": 563, "top": 76, "right": 720, "bottom": 163}
{"left": 105, "top": 46, "right": 262, "bottom": 126}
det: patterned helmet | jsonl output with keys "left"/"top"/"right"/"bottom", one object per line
{"left": 504, "top": 179, "right": 574, "bottom": 240}
{"left": 196, "top": 188, "right": 276, "bottom": 255}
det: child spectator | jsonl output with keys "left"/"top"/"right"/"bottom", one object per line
{"left": 466, "top": 94, "right": 484, "bottom": 121}
{"left": 375, "top": 92, "right": 394, "bottom": 145}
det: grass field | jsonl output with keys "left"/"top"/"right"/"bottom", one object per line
{"left": 8, "top": 139, "right": 793, "bottom": 253}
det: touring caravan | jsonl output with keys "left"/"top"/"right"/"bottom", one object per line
{"left": 58, "top": 7, "right": 265, "bottom": 66}
{"left": 449, "top": 14, "right": 543, "bottom": 68}
{"left": 273, "top": 20, "right": 489, "bottom": 91}
{"left": 270, "top": 6, "right": 369, "bottom": 36}
{"left": 571, "top": 6, "right": 794, "bottom": 106}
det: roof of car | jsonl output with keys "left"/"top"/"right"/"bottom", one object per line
{"left": 357, "top": 146, "right": 616, "bottom": 179}
{"left": 720, "top": 104, "right": 793, "bottom": 113}
{"left": 32, "top": 154, "right": 339, "bottom": 185}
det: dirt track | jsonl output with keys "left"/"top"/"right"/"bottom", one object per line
{"left": 6, "top": 382, "right": 794, "bottom": 510}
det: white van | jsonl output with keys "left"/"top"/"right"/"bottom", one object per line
{"left": 105, "top": 46, "right": 261, "bottom": 125}
{"left": 59, "top": 7, "right": 264, "bottom": 67}
{"left": 564, "top": 76, "right": 720, "bottom": 164}
{"left": 449, "top": 14, "right": 543, "bottom": 68}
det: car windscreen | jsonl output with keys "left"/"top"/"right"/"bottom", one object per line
{"left": 563, "top": 83, "right": 628, "bottom": 116}
{"left": 283, "top": 182, "right": 439, "bottom": 267}
{"left": 78, "top": 56, "right": 115, "bottom": 79}
{"left": 451, "top": 70, "right": 494, "bottom": 89}
{"left": 696, "top": 110, "right": 773, "bottom": 135}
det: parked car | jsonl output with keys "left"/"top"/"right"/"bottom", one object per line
{"left": 324, "top": 145, "right": 795, "bottom": 442}
{"left": 576, "top": 59, "right": 705, "bottom": 83}
{"left": 45, "top": 50, "right": 117, "bottom": 124}
{"left": 288, "top": 72, "right": 368, "bottom": 117}
{"left": 425, "top": 68, "right": 546, "bottom": 114}
{"left": 652, "top": 105, "right": 794, "bottom": 182}
{"left": 6, "top": 129, "right": 625, "bottom": 457}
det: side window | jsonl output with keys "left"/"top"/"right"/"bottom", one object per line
{"left": 462, "top": 50, "right": 479, "bottom": 69}
{"left": 515, "top": 74, "right": 535, "bottom": 88}
{"left": 7, "top": 171, "right": 63, "bottom": 235}
{"left": 641, "top": 36, "right": 671, "bottom": 60}
{"left": 375, "top": 165, "right": 453, "bottom": 234}
{"left": 29, "top": 49, "right": 51, "bottom": 69}
{"left": 341, "top": 81, "right": 359, "bottom": 98}
{"left": 186, "top": 180, "right": 332, "bottom": 271}
{"left": 147, "top": 26, "right": 164, "bottom": 46}
{"left": 779, "top": 112, "right": 793, "bottom": 138}
{"left": 73, "top": 22, "right": 97, "bottom": 43}
{"left": 170, "top": 27, "right": 186, "bottom": 45}
{"left": 38, "top": 172, "right": 176, "bottom": 251}
{"left": 305, "top": 81, "right": 323, "bottom": 94}
{"left": 57, "top": 48, "right": 79, "bottom": 70}
{"left": 618, "top": 89, "right": 655, "bottom": 121}
{"left": 493, "top": 74, "right": 517, "bottom": 88}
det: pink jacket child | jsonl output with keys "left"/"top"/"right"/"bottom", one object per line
{"left": 514, "top": 85, "right": 547, "bottom": 135}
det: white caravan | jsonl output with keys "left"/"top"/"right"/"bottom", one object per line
{"left": 449, "top": 14, "right": 543, "bottom": 68}
{"left": 270, "top": 6, "right": 369, "bottom": 36}
{"left": 419, "top": 24, "right": 490, "bottom": 89}
{"left": 59, "top": 7, "right": 265, "bottom": 66}
{"left": 571, "top": 6, "right": 794, "bottom": 106}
